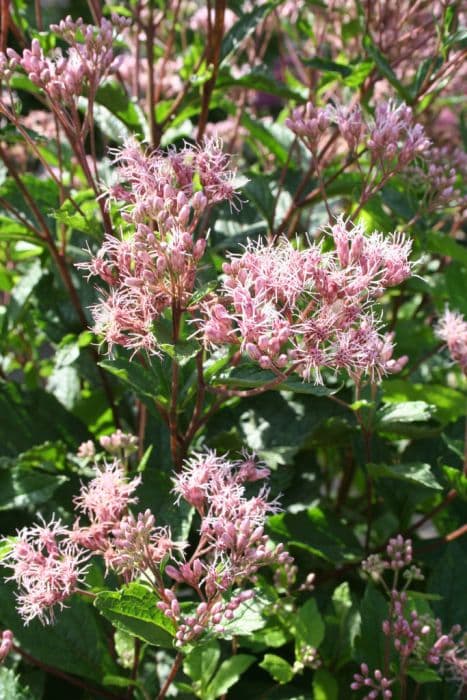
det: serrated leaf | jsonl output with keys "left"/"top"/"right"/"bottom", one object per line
{"left": 205, "top": 655, "right": 255, "bottom": 700}
{"left": 94, "top": 583, "right": 176, "bottom": 648}
{"left": 259, "top": 654, "right": 294, "bottom": 684}
{"left": 367, "top": 462, "right": 443, "bottom": 490}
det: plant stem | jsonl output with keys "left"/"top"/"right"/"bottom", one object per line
{"left": 156, "top": 652, "right": 183, "bottom": 700}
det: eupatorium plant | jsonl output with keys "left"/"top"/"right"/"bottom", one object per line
{"left": 0, "top": 2, "right": 465, "bottom": 699}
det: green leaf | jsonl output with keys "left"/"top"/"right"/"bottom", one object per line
{"left": 303, "top": 56, "right": 352, "bottom": 77}
{"left": 406, "top": 663, "right": 441, "bottom": 684}
{"left": 94, "top": 582, "right": 176, "bottom": 648}
{"left": 220, "top": 2, "right": 279, "bottom": 61}
{"left": 0, "top": 465, "right": 67, "bottom": 511}
{"left": 52, "top": 197, "right": 102, "bottom": 238}
{"left": 218, "top": 592, "right": 268, "bottom": 639}
{"left": 312, "top": 668, "right": 338, "bottom": 700}
{"left": 355, "top": 584, "right": 388, "bottom": 670}
{"left": 99, "top": 357, "right": 161, "bottom": 409}
{"left": 94, "top": 80, "right": 147, "bottom": 137}
{"left": 240, "top": 112, "right": 290, "bottom": 166}
{"left": 183, "top": 639, "right": 221, "bottom": 690}
{"left": 422, "top": 230, "right": 467, "bottom": 266}
{"left": 376, "top": 401, "right": 438, "bottom": 437}
{"left": 268, "top": 508, "right": 362, "bottom": 564}
{"left": 205, "top": 655, "right": 255, "bottom": 700}
{"left": 295, "top": 599, "right": 325, "bottom": 649}
{"left": 0, "top": 382, "right": 90, "bottom": 457}
{"left": 442, "top": 466, "right": 467, "bottom": 501}
{"left": 216, "top": 364, "right": 341, "bottom": 397}
{"left": 259, "top": 654, "right": 294, "bottom": 684}
{"left": 367, "top": 462, "right": 443, "bottom": 491}
{"left": 218, "top": 67, "right": 302, "bottom": 101}
{"left": 377, "top": 401, "right": 434, "bottom": 425}
{"left": 382, "top": 380, "right": 465, "bottom": 424}
{"left": 363, "top": 35, "right": 412, "bottom": 102}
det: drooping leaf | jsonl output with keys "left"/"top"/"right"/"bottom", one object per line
{"left": 94, "top": 582, "right": 176, "bottom": 648}
{"left": 367, "top": 462, "right": 443, "bottom": 491}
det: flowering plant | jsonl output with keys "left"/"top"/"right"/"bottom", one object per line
{"left": 0, "top": 1, "right": 465, "bottom": 699}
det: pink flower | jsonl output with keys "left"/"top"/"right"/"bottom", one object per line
{"left": 74, "top": 460, "right": 141, "bottom": 527}
{"left": 199, "top": 218, "right": 412, "bottom": 383}
{"left": 436, "top": 308, "right": 467, "bottom": 374}
{"left": 3, "top": 518, "right": 89, "bottom": 624}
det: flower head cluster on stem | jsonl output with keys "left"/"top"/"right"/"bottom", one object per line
{"left": 2, "top": 444, "right": 291, "bottom": 648}
{"left": 357, "top": 534, "right": 467, "bottom": 695}
{"left": 200, "top": 218, "right": 411, "bottom": 383}
{"left": 78, "top": 138, "right": 238, "bottom": 356}
{"left": 2, "top": 16, "right": 128, "bottom": 106}
{"left": 166, "top": 450, "right": 292, "bottom": 645}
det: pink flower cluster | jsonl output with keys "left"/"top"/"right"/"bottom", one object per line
{"left": 351, "top": 663, "right": 393, "bottom": 699}
{"left": 110, "top": 137, "right": 239, "bottom": 231}
{"left": 436, "top": 308, "right": 467, "bottom": 374}
{"left": 200, "top": 219, "right": 411, "bottom": 382}
{"left": 360, "top": 534, "right": 467, "bottom": 693}
{"left": 164, "top": 450, "right": 292, "bottom": 645}
{"left": 3, "top": 517, "right": 90, "bottom": 624}
{"left": 79, "top": 138, "right": 238, "bottom": 356}
{"left": 4, "top": 16, "right": 128, "bottom": 105}
{"left": 3, "top": 446, "right": 290, "bottom": 645}
{"left": 286, "top": 100, "right": 430, "bottom": 170}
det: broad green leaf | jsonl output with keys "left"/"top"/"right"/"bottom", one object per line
{"left": 95, "top": 80, "right": 147, "bottom": 136}
{"left": 94, "top": 583, "right": 176, "bottom": 648}
{"left": 183, "top": 639, "right": 221, "bottom": 690}
{"left": 205, "top": 655, "right": 255, "bottom": 700}
{"left": 218, "top": 592, "right": 268, "bottom": 639}
{"left": 355, "top": 584, "right": 388, "bottom": 670}
{"left": 382, "top": 380, "right": 465, "bottom": 424}
{"left": 52, "top": 198, "right": 102, "bottom": 238}
{"left": 0, "top": 382, "right": 90, "bottom": 457}
{"left": 367, "top": 462, "right": 443, "bottom": 490}
{"left": 377, "top": 401, "right": 434, "bottom": 425}
{"left": 312, "top": 668, "right": 338, "bottom": 700}
{"left": 217, "top": 67, "right": 302, "bottom": 101}
{"left": 406, "top": 663, "right": 441, "bottom": 684}
{"left": 422, "top": 230, "right": 467, "bottom": 266}
{"left": 295, "top": 599, "right": 325, "bottom": 649}
{"left": 100, "top": 358, "right": 160, "bottom": 405}
{"left": 259, "top": 654, "right": 294, "bottom": 684}
{"left": 0, "top": 466, "right": 67, "bottom": 511}
{"left": 268, "top": 508, "right": 362, "bottom": 564}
